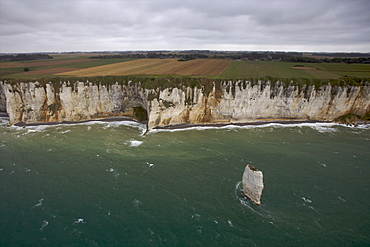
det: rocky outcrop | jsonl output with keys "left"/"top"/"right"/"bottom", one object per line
{"left": 1, "top": 80, "right": 369, "bottom": 128}
{"left": 242, "top": 164, "right": 264, "bottom": 205}
{"left": 0, "top": 81, "right": 6, "bottom": 112}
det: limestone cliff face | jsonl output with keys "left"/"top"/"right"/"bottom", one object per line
{"left": 146, "top": 81, "right": 370, "bottom": 129}
{"left": 2, "top": 81, "right": 148, "bottom": 125}
{"left": 1, "top": 80, "right": 369, "bottom": 128}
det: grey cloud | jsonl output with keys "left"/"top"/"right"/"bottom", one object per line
{"left": 0, "top": 0, "right": 369, "bottom": 53}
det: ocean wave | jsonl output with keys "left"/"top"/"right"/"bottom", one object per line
{"left": 149, "top": 122, "right": 370, "bottom": 134}
{"left": 7, "top": 120, "right": 146, "bottom": 135}
{"left": 73, "top": 218, "right": 85, "bottom": 225}
{"left": 4, "top": 119, "right": 369, "bottom": 135}
{"left": 33, "top": 198, "right": 44, "bottom": 208}
{"left": 234, "top": 181, "right": 260, "bottom": 212}
{"left": 15, "top": 125, "right": 51, "bottom": 134}
{"left": 301, "top": 197, "right": 312, "bottom": 203}
{"left": 146, "top": 162, "right": 154, "bottom": 168}
{"left": 0, "top": 117, "right": 9, "bottom": 126}
{"left": 149, "top": 122, "right": 337, "bottom": 133}
{"left": 100, "top": 120, "right": 146, "bottom": 130}
{"left": 39, "top": 220, "right": 49, "bottom": 231}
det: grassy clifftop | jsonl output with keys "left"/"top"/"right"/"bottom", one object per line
{"left": 2, "top": 75, "right": 368, "bottom": 89}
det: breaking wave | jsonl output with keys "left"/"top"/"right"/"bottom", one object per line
{"left": 126, "top": 140, "right": 143, "bottom": 147}
{"left": 5, "top": 120, "right": 146, "bottom": 135}
{"left": 149, "top": 122, "right": 369, "bottom": 134}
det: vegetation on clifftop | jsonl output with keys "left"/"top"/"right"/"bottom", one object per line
{"left": 2, "top": 75, "right": 368, "bottom": 89}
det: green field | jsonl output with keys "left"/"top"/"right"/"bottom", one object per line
{"left": 1, "top": 53, "right": 369, "bottom": 81}
{"left": 220, "top": 60, "right": 370, "bottom": 79}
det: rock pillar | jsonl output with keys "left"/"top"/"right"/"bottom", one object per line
{"left": 242, "top": 164, "right": 264, "bottom": 205}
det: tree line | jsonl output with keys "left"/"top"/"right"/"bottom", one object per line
{"left": 0, "top": 54, "right": 53, "bottom": 61}
{"left": 90, "top": 51, "right": 370, "bottom": 64}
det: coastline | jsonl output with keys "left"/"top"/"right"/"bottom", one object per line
{"left": 153, "top": 120, "right": 332, "bottom": 130}
{"left": 2, "top": 115, "right": 367, "bottom": 130}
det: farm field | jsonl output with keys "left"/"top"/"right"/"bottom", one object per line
{"left": 220, "top": 60, "right": 370, "bottom": 79}
{"left": 0, "top": 58, "right": 136, "bottom": 79}
{"left": 1, "top": 53, "right": 369, "bottom": 80}
{"left": 57, "top": 58, "right": 232, "bottom": 77}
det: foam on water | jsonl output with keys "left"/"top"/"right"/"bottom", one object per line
{"left": 234, "top": 181, "right": 261, "bottom": 213}
{"left": 7, "top": 120, "right": 146, "bottom": 135}
{"left": 227, "top": 220, "right": 234, "bottom": 227}
{"left": 73, "top": 218, "right": 85, "bottom": 225}
{"left": 338, "top": 196, "right": 346, "bottom": 202}
{"left": 319, "top": 163, "right": 327, "bottom": 167}
{"left": 99, "top": 120, "right": 146, "bottom": 132}
{"left": 146, "top": 162, "right": 154, "bottom": 168}
{"left": 39, "top": 220, "right": 48, "bottom": 231}
{"left": 3, "top": 117, "right": 368, "bottom": 137}
{"left": 132, "top": 199, "right": 142, "bottom": 207}
{"left": 33, "top": 198, "right": 44, "bottom": 208}
{"left": 106, "top": 167, "right": 120, "bottom": 177}
{"left": 301, "top": 197, "right": 312, "bottom": 203}
{"left": 127, "top": 140, "right": 143, "bottom": 147}
{"left": 0, "top": 116, "right": 9, "bottom": 126}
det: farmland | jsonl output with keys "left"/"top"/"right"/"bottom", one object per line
{"left": 0, "top": 53, "right": 369, "bottom": 81}
{"left": 220, "top": 60, "right": 370, "bottom": 79}
{"left": 57, "top": 59, "right": 231, "bottom": 77}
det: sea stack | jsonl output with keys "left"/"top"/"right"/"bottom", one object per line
{"left": 242, "top": 164, "right": 264, "bottom": 205}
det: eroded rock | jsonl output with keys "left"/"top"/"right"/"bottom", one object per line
{"left": 242, "top": 164, "right": 264, "bottom": 205}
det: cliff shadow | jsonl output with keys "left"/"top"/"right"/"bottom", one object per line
{"left": 121, "top": 105, "right": 149, "bottom": 123}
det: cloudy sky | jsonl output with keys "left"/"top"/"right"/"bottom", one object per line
{"left": 1, "top": 0, "right": 369, "bottom": 53}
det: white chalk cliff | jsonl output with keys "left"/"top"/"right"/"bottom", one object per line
{"left": 1, "top": 80, "right": 369, "bottom": 128}
{"left": 242, "top": 164, "right": 264, "bottom": 205}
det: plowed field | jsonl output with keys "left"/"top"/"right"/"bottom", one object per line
{"left": 57, "top": 59, "right": 232, "bottom": 77}
{"left": 0, "top": 62, "right": 24, "bottom": 68}
{"left": 22, "top": 68, "right": 83, "bottom": 75}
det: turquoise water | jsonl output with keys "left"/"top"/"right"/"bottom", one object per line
{"left": 0, "top": 118, "right": 369, "bottom": 246}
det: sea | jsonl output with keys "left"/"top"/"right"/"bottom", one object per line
{"left": 0, "top": 116, "right": 369, "bottom": 246}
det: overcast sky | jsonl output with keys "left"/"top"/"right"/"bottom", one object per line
{"left": 1, "top": 0, "right": 369, "bottom": 53}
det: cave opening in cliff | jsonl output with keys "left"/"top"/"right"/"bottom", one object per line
{"left": 123, "top": 106, "right": 148, "bottom": 123}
